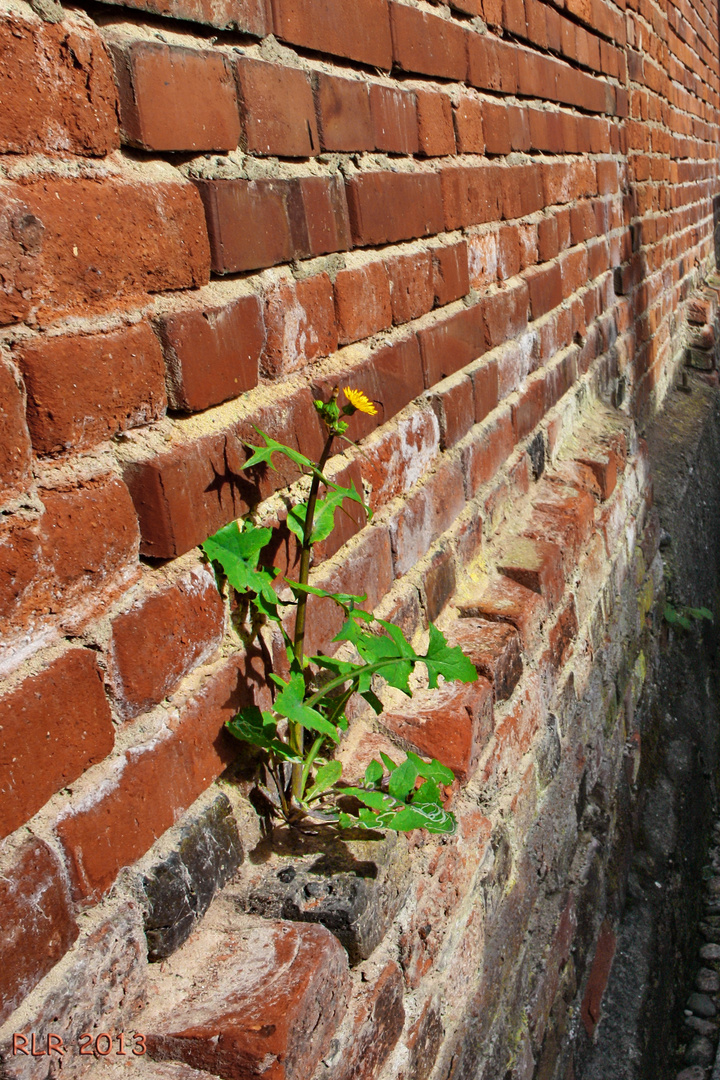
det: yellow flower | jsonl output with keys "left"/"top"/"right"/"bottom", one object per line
{"left": 343, "top": 387, "right": 378, "bottom": 415}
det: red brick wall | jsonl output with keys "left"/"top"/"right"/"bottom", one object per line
{"left": 0, "top": 0, "right": 718, "bottom": 1073}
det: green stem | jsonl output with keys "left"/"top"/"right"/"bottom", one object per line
{"left": 299, "top": 736, "right": 324, "bottom": 799}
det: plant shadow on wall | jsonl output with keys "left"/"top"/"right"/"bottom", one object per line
{"left": 201, "top": 387, "right": 478, "bottom": 840}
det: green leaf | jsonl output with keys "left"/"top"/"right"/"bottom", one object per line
{"left": 201, "top": 520, "right": 280, "bottom": 619}
{"left": 225, "top": 705, "right": 300, "bottom": 761}
{"left": 664, "top": 603, "right": 680, "bottom": 624}
{"left": 387, "top": 803, "right": 457, "bottom": 834}
{"left": 380, "top": 752, "right": 398, "bottom": 773}
{"left": 412, "top": 778, "right": 442, "bottom": 806}
{"left": 364, "top": 759, "right": 384, "bottom": 786}
{"left": 293, "top": 583, "right": 367, "bottom": 606}
{"left": 342, "top": 786, "right": 394, "bottom": 811}
{"left": 687, "top": 607, "right": 714, "bottom": 621}
{"left": 360, "top": 689, "right": 384, "bottom": 715}
{"left": 406, "top": 752, "right": 455, "bottom": 786}
{"left": 423, "top": 623, "right": 478, "bottom": 688}
{"left": 388, "top": 757, "right": 419, "bottom": 801}
{"left": 273, "top": 670, "right": 341, "bottom": 742}
{"left": 288, "top": 485, "right": 367, "bottom": 546}
{"left": 243, "top": 430, "right": 318, "bottom": 475}
{"left": 305, "top": 760, "right": 343, "bottom": 803}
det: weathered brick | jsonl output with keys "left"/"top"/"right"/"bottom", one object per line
{"left": 291, "top": 175, "right": 353, "bottom": 258}
{"left": 423, "top": 544, "right": 457, "bottom": 622}
{"left": 457, "top": 574, "right": 546, "bottom": 650}
{"left": 271, "top": 0, "right": 392, "bottom": 67}
{"left": 389, "top": 459, "right": 466, "bottom": 574}
{"left": 346, "top": 172, "right": 444, "bottom": 247}
{"left": 461, "top": 408, "right": 515, "bottom": 496}
{"left": 0, "top": 359, "right": 31, "bottom": 501}
{"left": 441, "top": 162, "right": 501, "bottom": 229}
{"left": 108, "top": 565, "right": 225, "bottom": 720}
{"left": 0, "top": 9, "right": 118, "bottom": 156}
{"left": 17, "top": 323, "right": 166, "bottom": 455}
{"left": 264, "top": 272, "right": 337, "bottom": 376}
{"left": 581, "top": 920, "right": 617, "bottom": 1035}
{"left": 0, "top": 837, "right": 79, "bottom": 1026}
{"left": 94, "top": 0, "right": 268, "bottom": 32}
{"left": 386, "top": 251, "right": 434, "bottom": 324}
{"left": 369, "top": 83, "right": 419, "bottom": 154}
{"left": 156, "top": 292, "right": 263, "bottom": 412}
{"left": 194, "top": 177, "right": 293, "bottom": 273}
{"left": 416, "top": 88, "right": 456, "bottom": 157}
{"left": 390, "top": 2, "right": 468, "bottom": 80}
{"left": 467, "top": 33, "right": 519, "bottom": 93}
{"left": 525, "top": 262, "right": 563, "bottom": 319}
{"left": 372, "top": 334, "right": 426, "bottom": 422}
{"left": 0, "top": 191, "right": 43, "bottom": 327}
{"left": 314, "top": 74, "right": 374, "bottom": 152}
{"left": 498, "top": 536, "right": 564, "bottom": 609}
{"left": 482, "top": 100, "right": 511, "bottom": 155}
{"left": 480, "top": 280, "right": 529, "bottom": 347}
{"left": 454, "top": 93, "right": 485, "bottom": 154}
{"left": 235, "top": 56, "right": 318, "bottom": 157}
{"left": 511, "top": 375, "right": 546, "bottom": 441}
{"left": 445, "top": 617, "right": 523, "bottom": 700}
{"left": 418, "top": 305, "right": 487, "bottom": 386}
{"left": 382, "top": 679, "right": 493, "bottom": 782}
{"left": 362, "top": 407, "right": 441, "bottom": 509}
{"left": 0, "top": 650, "right": 114, "bottom": 839}
{"left": 432, "top": 241, "right": 470, "bottom": 306}
{"left": 108, "top": 38, "right": 241, "bottom": 152}
{"left": 327, "top": 962, "right": 405, "bottom": 1080}
{"left": 471, "top": 358, "right": 500, "bottom": 423}
{"left": 335, "top": 262, "right": 392, "bottom": 344}
{"left": 431, "top": 374, "right": 475, "bottom": 449}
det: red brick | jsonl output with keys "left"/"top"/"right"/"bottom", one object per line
{"left": 369, "top": 83, "right": 419, "bottom": 154}
{"left": 581, "top": 921, "right": 616, "bottom": 1035}
{"left": 445, "top": 617, "right": 523, "bottom": 700}
{"left": 577, "top": 451, "right": 618, "bottom": 499}
{"left": 432, "top": 241, "right": 470, "bottom": 306}
{"left": 467, "top": 34, "right": 519, "bottom": 93}
{"left": 194, "top": 177, "right": 293, "bottom": 274}
{"left": 457, "top": 574, "right": 546, "bottom": 650}
{"left": 55, "top": 655, "right": 249, "bottom": 902}
{"left": 454, "top": 93, "right": 485, "bottom": 154}
{"left": 507, "top": 103, "right": 530, "bottom": 151}
{"left": 96, "top": 0, "right": 268, "bottom": 32}
{"left": 335, "top": 262, "right": 392, "bottom": 344}
{"left": 497, "top": 225, "right": 521, "bottom": 280}
{"left": 123, "top": 388, "right": 324, "bottom": 559}
{"left": 525, "top": 262, "right": 563, "bottom": 319}
{"left": 0, "top": 10, "right": 118, "bottom": 156}
{"left": 156, "top": 292, "right": 263, "bottom": 412}
{"left": 479, "top": 280, "right": 529, "bottom": 347}
{"left": 482, "top": 100, "right": 512, "bottom": 155}
{"left": 389, "top": 459, "right": 466, "bottom": 574}
{"left": 346, "top": 172, "right": 444, "bottom": 247}
{"left": 528, "top": 481, "right": 595, "bottom": 561}
{"left": 0, "top": 837, "right": 79, "bottom": 1026}
{"left": 17, "top": 323, "right": 166, "bottom": 455}
{"left": 545, "top": 594, "right": 578, "bottom": 672}
{"left": 416, "top": 88, "right": 456, "bottom": 156}
{"left": 537, "top": 216, "right": 559, "bottom": 262}
{"left": 559, "top": 246, "right": 589, "bottom": 299}
{"left": 0, "top": 650, "right": 114, "bottom": 839}
{"left": 422, "top": 544, "right": 457, "bottom": 622}
{"left": 471, "top": 358, "right": 500, "bottom": 423}
{"left": 0, "top": 359, "right": 31, "bottom": 501}
{"left": 418, "top": 304, "right": 487, "bottom": 386}
{"left": 596, "top": 159, "right": 619, "bottom": 195}
{"left": 500, "top": 163, "right": 544, "bottom": 218}
{"left": 108, "top": 565, "right": 225, "bottom": 720}
{"left": 146, "top": 921, "right": 351, "bottom": 1080}
{"left": 386, "top": 251, "right": 434, "bottom": 324}
{"left": 550, "top": 460, "right": 602, "bottom": 498}
{"left": 431, "top": 374, "right": 475, "bottom": 449}
{"left": 328, "top": 962, "right": 405, "bottom": 1080}
{"left": 311, "top": 360, "right": 381, "bottom": 444}
{"left": 383, "top": 678, "right": 493, "bottom": 782}
{"left": 291, "top": 175, "right": 352, "bottom": 258}
{"left": 109, "top": 39, "right": 240, "bottom": 152}
{"left": 264, "top": 273, "right": 337, "bottom": 376}
{"left": 314, "top": 73, "right": 374, "bottom": 152}
{"left": 390, "top": 2, "right": 468, "bottom": 80}
{"left": 271, "top": 0, "right": 392, "bottom": 67}
{"left": 39, "top": 474, "right": 140, "bottom": 612}
{"left": 481, "top": 672, "right": 541, "bottom": 789}
{"left": 362, "top": 406, "right": 441, "bottom": 509}
{"left": 0, "top": 191, "right": 43, "bottom": 327}
{"left": 440, "top": 162, "right": 501, "bottom": 229}
{"left": 234, "top": 56, "right": 318, "bottom": 157}
{"left": 511, "top": 375, "right": 546, "bottom": 441}
{"left": 372, "top": 334, "right": 426, "bottom": 422}
{"left": 503, "top": 0, "right": 526, "bottom": 35}
{"left": 5, "top": 176, "right": 209, "bottom": 326}
{"left": 461, "top": 408, "right": 515, "bottom": 495}
{"left": 569, "top": 200, "right": 597, "bottom": 244}
{"left": 498, "top": 535, "right": 564, "bottom": 608}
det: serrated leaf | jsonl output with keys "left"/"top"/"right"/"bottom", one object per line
{"left": 201, "top": 520, "right": 280, "bottom": 619}
{"left": 243, "top": 430, "right": 317, "bottom": 474}
{"left": 664, "top": 604, "right": 680, "bottom": 624}
{"left": 288, "top": 485, "right": 367, "bottom": 546}
{"left": 293, "top": 583, "right": 367, "bottom": 606}
{"left": 423, "top": 623, "right": 478, "bottom": 688}
{"left": 388, "top": 803, "right": 457, "bottom": 834}
{"left": 225, "top": 705, "right": 300, "bottom": 761}
{"left": 388, "top": 757, "right": 419, "bottom": 801}
{"left": 688, "top": 606, "right": 714, "bottom": 621}
{"left": 360, "top": 688, "right": 384, "bottom": 714}
{"left": 364, "top": 759, "right": 384, "bottom": 786}
{"left": 380, "top": 752, "right": 398, "bottom": 773}
{"left": 305, "top": 760, "right": 343, "bottom": 803}
{"left": 342, "top": 787, "right": 393, "bottom": 811}
{"left": 273, "top": 670, "right": 341, "bottom": 742}
{"left": 406, "top": 752, "right": 455, "bottom": 786}
{"left": 412, "top": 778, "right": 442, "bottom": 806}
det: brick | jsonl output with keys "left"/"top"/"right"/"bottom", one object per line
{"left": 390, "top": 2, "right": 468, "bottom": 80}
{"left": 497, "top": 225, "right": 521, "bottom": 280}
{"left": 500, "top": 163, "right": 544, "bottom": 219}
{"left": 328, "top": 962, "right": 405, "bottom": 1080}
{"left": 416, "top": 88, "right": 456, "bottom": 157}
{"left": 441, "top": 163, "right": 501, "bottom": 229}
{"left": 95, "top": 0, "right": 268, "bottom": 32}
{"left": 454, "top": 93, "right": 485, "bottom": 154}
{"left": 109, "top": 566, "right": 225, "bottom": 719}
{"left": 346, "top": 172, "right": 444, "bottom": 247}
{"left": 457, "top": 574, "right": 546, "bottom": 650}
{"left": 234, "top": 56, "right": 317, "bottom": 157}
{"left": 372, "top": 334, "right": 426, "bottom": 422}
{"left": 4, "top": 176, "right": 209, "bottom": 326}
{"left": 537, "top": 216, "right": 559, "bottom": 262}
{"left": 146, "top": 920, "right": 351, "bottom": 1080}
{"left": 0, "top": 359, "right": 31, "bottom": 501}
{"left": 383, "top": 679, "right": 494, "bottom": 782}
{"left": 389, "top": 459, "right": 466, "bottom": 574}
{"left": 335, "top": 262, "right": 392, "bottom": 344}
{"left": 0, "top": 650, "right": 114, "bottom": 839}
{"left": 386, "top": 251, "right": 434, "bottom": 324}
{"left": 551, "top": 460, "right": 602, "bottom": 498}
{"left": 471, "top": 359, "right": 500, "bottom": 423}
{"left": 422, "top": 544, "right": 457, "bottom": 622}
{"left": 479, "top": 280, "right": 529, "bottom": 347}
{"left": 108, "top": 39, "right": 240, "bottom": 152}
{"left": 461, "top": 408, "right": 515, "bottom": 496}
{"left": 498, "top": 535, "right": 564, "bottom": 608}
{"left": 431, "top": 374, "right": 475, "bottom": 449}
{"left": 362, "top": 407, "right": 441, "bottom": 509}
{"left": 271, "top": 0, "right": 392, "bottom": 68}
{"left": 433, "top": 241, "right": 470, "bottom": 306}
{"left": 123, "top": 387, "right": 324, "bottom": 558}
{"left": 291, "top": 175, "right": 352, "bottom": 258}
{"left": 194, "top": 177, "right": 293, "bottom": 274}
{"left": 406, "top": 999, "right": 445, "bottom": 1080}
{"left": 525, "top": 262, "right": 563, "bottom": 319}
{"left": 467, "top": 34, "right": 519, "bottom": 93}
{"left": 264, "top": 273, "right": 337, "bottom": 376}
{"left": 0, "top": 10, "right": 118, "bottom": 156}
{"left": 369, "top": 83, "right": 419, "bottom": 154}
{"left": 545, "top": 594, "right": 578, "bottom": 672}
{"left": 156, "top": 292, "right": 263, "bottom": 412}
{"left": 581, "top": 920, "right": 616, "bottom": 1035}
{"left": 17, "top": 323, "right": 166, "bottom": 455}
{"left": 0, "top": 191, "right": 43, "bottom": 327}
{"left": 0, "top": 838, "right": 79, "bottom": 1026}
{"left": 577, "top": 451, "right": 618, "bottom": 499}
{"left": 314, "top": 74, "right": 374, "bottom": 152}
{"left": 503, "top": 0, "right": 526, "bottom": 35}
{"left": 526, "top": 482, "right": 595, "bottom": 563}
{"left": 446, "top": 617, "right": 523, "bottom": 700}
{"left": 418, "top": 305, "right": 487, "bottom": 386}
{"left": 55, "top": 655, "right": 249, "bottom": 902}
{"left": 482, "top": 100, "right": 512, "bottom": 155}
{"left": 511, "top": 375, "right": 546, "bottom": 440}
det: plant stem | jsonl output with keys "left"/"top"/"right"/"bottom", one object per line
{"left": 289, "top": 425, "right": 336, "bottom": 801}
